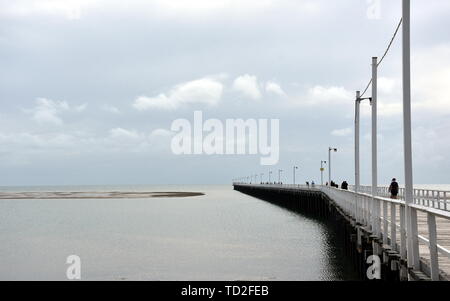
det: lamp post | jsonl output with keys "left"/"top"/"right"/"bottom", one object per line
{"left": 269, "top": 171, "right": 273, "bottom": 183}
{"left": 402, "top": 0, "right": 420, "bottom": 271}
{"left": 278, "top": 169, "right": 283, "bottom": 184}
{"left": 320, "top": 161, "right": 327, "bottom": 186}
{"left": 260, "top": 173, "right": 264, "bottom": 184}
{"left": 328, "top": 147, "right": 338, "bottom": 185}
{"left": 293, "top": 166, "right": 299, "bottom": 185}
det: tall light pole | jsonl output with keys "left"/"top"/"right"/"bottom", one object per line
{"left": 402, "top": 0, "right": 419, "bottom": 271}
{"left": 293, "top": 166, "right": 299, "bottom": 185}
{"left": 260, "top": 173, "right": 264, "bottom": 184}
{"left": 372, "top": 56, "right": 381, "bottom": 237}
{"left": 355, "top": 91, "right": 361, "bottom": 194}
{"left": 269, "top": 171, "right": 273, "bottom": 183}
{"left": 278, "top": 169, "right": 283, "bottom": 184}
{"left": 328, "top": 147, "right": 337, "bottom": 185}
{"left": 321, "top": 161, "right": 327, "bottom": 186}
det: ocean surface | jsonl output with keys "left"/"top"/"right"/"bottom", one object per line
{"left": 8, "top": 184, "right": 448, "bottom": 281}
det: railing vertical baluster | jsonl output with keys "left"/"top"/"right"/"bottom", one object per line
{"left": 437, "top": 191, "right": 441, "bottom": 210}
{"left": 383, "top": 200, "right": 388, "bottom": 245}
{"left": 391, "top": 203, "right": 397, "bottom": 251}
{"left": 365, "top": 196, "right": 369, "bottom": 226}
{"left": 446, "top": 192, "right": 448, "bottom": 212}
{"left": 400, "top": 205, "right": 407, "bottom": 260}
{"left": 410, "top": 208, "right": 420, "bottom": 270}
{"left": 427, "top": 213, "right": 439, "bottom": 281}
{"left": 376, "top": 198, "right": 381, "bottom": 238}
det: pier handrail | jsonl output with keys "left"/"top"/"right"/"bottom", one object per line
{"left": 348, "top": 184, "right": 450, "bottom": 212}
{"left": 233, "top": 183, "right": 450, "bottom": 280}
{"left": 322, "top": 186, "right": 450, "bottom": 281}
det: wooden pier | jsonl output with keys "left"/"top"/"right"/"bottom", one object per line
{"left": 233, "top": 184, "right": 450, "bottom": 281}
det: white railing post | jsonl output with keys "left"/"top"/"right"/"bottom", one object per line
{"left": 391, "top": 204, "right": 397, "bottom": 251}
{"left": 445, "top": 192, "right": 448, "bottom": 211}
{"left": 427, "top": 213, "right": 439, "bottom": 281}
{"left": 400, "top": 205, "right": 407, "bottom": 260}
{"left": 383, "top": 200, "right": 388, "bottom": 245}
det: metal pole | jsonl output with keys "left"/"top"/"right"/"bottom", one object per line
{"left": 321, "top": 162, "right": 323, "bottom": 186}
{"left": 321, "top": 161, "right": 326, "bottom": 186}
{"left": 355, "top": 91, "right": 361, "bottom": 224}
{"left": 372, "top": 57, "right": 380, "bottom": 236}
{"left": 402, "top": 0, "right": 420, "bottom": 270}
{"left": 328, "top": 149, "right": 331, "bottom": 185}
{"left": 293, "top": 167, "right": 295, "bottom": 185}
{"left": 355, "top": 91, "right": 361, "bottom": 194}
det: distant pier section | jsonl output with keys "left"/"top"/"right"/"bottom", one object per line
{"left": 234, "top": 183, "right": 450, "bottom": 281}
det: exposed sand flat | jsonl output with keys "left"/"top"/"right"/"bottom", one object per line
{"left": 0, "top": 191, "right": 205, "bottom": 200}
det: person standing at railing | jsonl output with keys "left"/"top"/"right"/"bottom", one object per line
{"left": 341, "top": 181, "right": 349, "bottom": 190}
{"left": 389, "top": 178, "right": 399, "bottom": 199}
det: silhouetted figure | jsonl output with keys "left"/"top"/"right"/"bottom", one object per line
{"left": 341, "top": 181, "right": 349, "bottom": 190}
{"left": 389, "top": 178, "right": 399, "bottom": 199}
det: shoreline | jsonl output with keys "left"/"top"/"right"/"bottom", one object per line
{"left": 0, "top": 191, "right": 205, "bottom": 200}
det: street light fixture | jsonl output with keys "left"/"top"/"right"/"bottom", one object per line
{"left": 328, "top": 147, "right": 338, "bottom": 185}
{"left": 293, "top": 166, "right": 299, "bottom": 185}
{"left": 278, "top": 169, "right": 283, "bottom": 184}
{"left": 320, "top": 161, "right": 327, "bottom": 186}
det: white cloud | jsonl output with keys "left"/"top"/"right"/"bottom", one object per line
{"left": 74, "top": 104, "right": 88, "bottom": 112}
{"left": 0, "top": 0, "right": 322, "bottom": 21}
{"left": 357, "top": 44, "right": 450, "bottom": 117}
{"left": 109, "top": 128, "right": 142, "bottom": 140}
{"left": 412, "top": 44, "right": 450, "bottom": 113}
{"left": 151, "top": 129, "right": 174, "bottom": 137}
{"left": 331, "top": 127, "right": 352, "bottom": 137}
{"left": 232, "top": 74, "right": 262, "bottom": 100}
{"left": 102, "top": 105, "right": 121, "bottom": 114}
{"left": 291, "top": 85, "right": 353, "bottom": 107}
{"left": 30, "top": 98, "right": 85, "bottom": 126}
{"left": 265, "top": 81, "right": 286, "bottom": 97}
{"left": 0, "top": 0, "right": 98, "bottom": 20}
{"left": 378, "top": 77, "right": 398, "bottom": 94}
{"left": 133, "top": 77, "right": 224, "bottom": 111}
{"left": 309, "top": 86, "right": 352, "bottom": 103}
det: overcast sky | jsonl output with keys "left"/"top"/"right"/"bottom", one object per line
{"left": 1, "top": 0, "right": 450, "bottom": 186}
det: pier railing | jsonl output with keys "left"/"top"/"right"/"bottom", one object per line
{"left": 323, "top": 186, "right": 450, "bottom": 280}
{"left": 234, "top": 183, "right": 450, "bottom": 280}
{"left": 348, "top": 185, "right": 450, "bottom": 212}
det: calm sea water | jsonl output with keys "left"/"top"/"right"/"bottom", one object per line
{"left": 0, "top": 185, "right": 365, "bottom": 281}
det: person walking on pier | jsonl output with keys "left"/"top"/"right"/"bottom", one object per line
{"left": 341, "top": 181, "right": 348, "bottom": 190}
{"left": 389, "top": 178, "right": 399, "bottom": 199}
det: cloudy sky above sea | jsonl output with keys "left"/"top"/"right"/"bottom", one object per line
{"left": 1, "top": 0, "right": 450, "bottom": 186}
